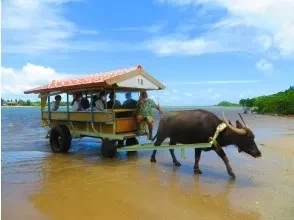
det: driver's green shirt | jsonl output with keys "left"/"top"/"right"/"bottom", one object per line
{"left": 136, "top": 99, "right": 157, "bottom": 119}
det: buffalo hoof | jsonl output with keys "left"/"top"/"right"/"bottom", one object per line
{"left": 228, "top": 171, "right": 236, "bottom": 179}
{"left": 173, "top": 160, "right": 181, "bottom": 167}
{"left": 194, "top": 168, "right": 202, "bottom": 175}
{"left": 150, "top": 157, "right": 156, "bottom": 163}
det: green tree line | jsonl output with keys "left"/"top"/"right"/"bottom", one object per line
{"left": 239, "top": 86, "right": 294, "bottom": 115}
{"left": 215, "top": 101, "right": 241, "bottom": 107}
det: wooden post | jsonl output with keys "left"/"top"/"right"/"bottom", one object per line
{"left": 67, "top": 92, "right": 70, "bottom": 121}
{"left": 48, "top": 96, "right": 51, "bottom": 120}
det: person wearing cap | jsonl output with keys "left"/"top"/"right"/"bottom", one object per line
{"left": 122, "top": 92, "right": 137, "bottom": 109}
{"left": 107, "top": 91, "right": 121, "bottom": 109}
{"left": 136, "top": 91, "right": 163, "bottom": 140}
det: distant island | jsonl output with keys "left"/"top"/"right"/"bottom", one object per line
{"left": 215, "top": 101, "right": 241, "bottom": 107}
{"left": 239, "top": 86, "right": 294, "bottom": 116}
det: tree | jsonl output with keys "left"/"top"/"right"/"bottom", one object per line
{"left": 26, "top": 100, "right": 32, "bottom": 106}
{"left": 240, "top": 88, "right": 294, "bottom": 115}
{"left": 239, "top": 98, "right": 254, "bottom": 114}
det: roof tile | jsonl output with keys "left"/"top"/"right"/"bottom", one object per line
{"left": 24, "top": 65, "right": 141, "bottom": 94}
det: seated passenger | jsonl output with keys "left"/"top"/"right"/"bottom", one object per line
{"left": 71, "top": 93, "right": 82, "bottom": 111}
{"left": 107, "top": 92, "right": 121, "bottom": 109}
{"left": 95, "top": 91, "right": 106, "bottom": 111}
{"left": 91, "top": 95, "right": 98, "bottom": 109}
{"left": 50, "top": 95, "right": 62, "bottom": 111}
{"left": 81, "top": 95, "right": 90, "bottom": 111}
{"left": 122, "top": 92, "right": 137, "bottom": 109}
{"left": 136, "top": 91, "right": 163, "bottom": 140}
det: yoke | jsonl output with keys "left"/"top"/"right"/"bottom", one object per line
{"left": 117, "top": 122, "right": 228, "bottom": 158}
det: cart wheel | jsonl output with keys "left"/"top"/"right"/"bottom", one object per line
{"left": 117, "top": 140, "right": 124, "bottom": 148}
{"left": 126, "top": 137, "right": 139, "bottom": 154}
{"left": 126, "top": 137, "right": 139, "bottom": 146}
{"left": 101, "top": 138, "right": 117, "bottom": 158}
{"left": 49, "top": 124, "right": 72, "bottom": 153}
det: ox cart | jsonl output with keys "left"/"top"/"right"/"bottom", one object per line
{"left": 24, "top": 65, "right": 213, "bottom": 158}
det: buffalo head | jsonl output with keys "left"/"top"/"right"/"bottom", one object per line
{"left": 222, "top": 113, "right": 262, "bottom": 158}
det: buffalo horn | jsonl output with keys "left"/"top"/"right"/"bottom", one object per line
{"left": 222, "top": 112, "right": 247, "bottom": 135}
{"left": 238, "top": 113, "right": 247, "bottom": 126}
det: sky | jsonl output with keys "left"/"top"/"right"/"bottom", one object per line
{"left": 1, "top": 0, "right": 294, "bottom": 106}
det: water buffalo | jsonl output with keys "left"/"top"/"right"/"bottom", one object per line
{"left": 150, "top": 109, "right": 262, "bottom": 178}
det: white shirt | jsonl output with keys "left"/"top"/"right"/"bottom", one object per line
{"left": 50, "top": 101, "right": 59, "bottom": 111}
{"left": 95, "top": 99, "right": 105, "bottom": 111}
{"left": 72, "top": 100, "right": 81, "bottom": 111}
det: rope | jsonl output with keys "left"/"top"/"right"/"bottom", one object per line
{"left": 208, "top": 122, "right": 227, "bottom": 148}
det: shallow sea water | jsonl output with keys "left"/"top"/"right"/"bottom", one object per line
{"left": 2, "top": 106, "right": 294, "bottom": 220}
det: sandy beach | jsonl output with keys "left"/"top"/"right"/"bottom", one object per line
{"left": 1, "top": 108, "right": 294, "bottom": 220}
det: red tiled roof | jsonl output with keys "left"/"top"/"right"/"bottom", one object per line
{"left": 24, "top": 65, "right": 142, "bottom": 94}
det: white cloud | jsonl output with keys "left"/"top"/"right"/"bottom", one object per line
{"left": 1, "top": 63, "right": 73, "bottom": 100}
{"left": 208, "top": 88, "right": 213, "bottom": 92}
{"left": 145, "top": 36, "right": 234, "bottom": 56}
{"left": 2, "top": 0, "right": 102, "bottom": 55}
{"left": 256, "top": 59, "right": 274, "bottom": 73}
{"left": 165, "top": 80, "right": 260, "bottom": 85}
{"left": 111, "top": 21, "right": 167, "bottom": 34}
{"left": 154, "top": 0, "right": 294, "bottom": 58}
{"left": 172, "top": 89, "right": 178, "bottom": 93}
{"left": 184, "top": 92, "right": 193, "bottom": 97}
{"left": 156, "top": 0, "right": 198, "bottom": 6}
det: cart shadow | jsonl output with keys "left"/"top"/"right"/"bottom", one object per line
{"left": 53, "top": 137, "right": 151, "bottom": 163}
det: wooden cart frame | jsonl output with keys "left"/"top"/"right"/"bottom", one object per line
{"left": 24, "top": 65, "right": 167, "bottom": 157}
{"left": 24, "top": 65, "right": 213, "bottom": 158}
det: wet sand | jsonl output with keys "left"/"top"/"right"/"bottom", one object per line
{"left": 2, "top": 110, "right": 294, "bottom": 220}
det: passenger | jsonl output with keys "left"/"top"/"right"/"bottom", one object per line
{"left": 136, "top": 91, "right": 163, "bottom": 140}
{"left": 91, "top": 95, "right": 98, "bottom": 109}
{"left": 71, "top": 93, "right": 82, "bottom": 111}
{"left": 122, "top": 92, "right": 137, "bottom": 109}
{"left": 95, "top": 91, "right": 106, "bottom": 111}
{"left": 50, "top": 95, "right": 62, "bottom": 111}
{"left": 107, "top": 91, "right": 121, "bottom": 109}
{"left": 45, "top": 94, "right": 62, "bottom": 138}
{"left": 80, "top": 95, "right": 90, "bottom": 111}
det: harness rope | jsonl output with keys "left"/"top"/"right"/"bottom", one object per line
{"left": 208, "top": 122, "right": 227, "bottom": 148}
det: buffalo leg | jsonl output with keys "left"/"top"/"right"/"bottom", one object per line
{"left": 169, "top": 139, "right": 181, "bottom": 166}
{"left": 214, "top": 148, "right": 236, "bottom": 178}
{"left": 169, "top": 149, "right": 181, "bottom": 166}
{"left": 193, "top": 149, "right": 202, "bottom": 174}
{"left": 150, "top": 141, "right": 181, "bottom": 166}
{"left": 150, "top": 135, "right": 165, "bottom": 163}
{"left": 150, "top": 150, "right": 157, "bottom": 162}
